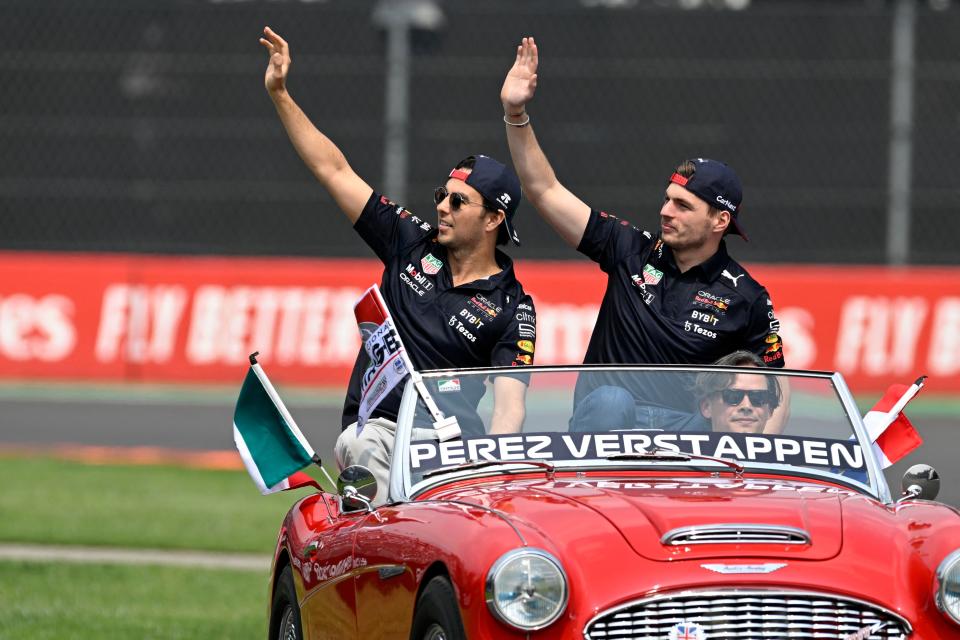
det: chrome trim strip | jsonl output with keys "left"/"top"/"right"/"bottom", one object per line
{"left": 377, "top": 565, "right": 406, "bottom": 580}
{"left": 661, "top": 523, "right": 811, "bottom": 545}
{"left": 582, "top": 587, "right": 913, "bottom": 640}
{"left": 418, "top": 363, "right": 836, "bottom": 379}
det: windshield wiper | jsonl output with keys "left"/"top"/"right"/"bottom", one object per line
{"left": 606, "top": 447, "right": 744, "bottom": 478}
{"left": 423, "top": 458, "right": 555, "bottom": 480}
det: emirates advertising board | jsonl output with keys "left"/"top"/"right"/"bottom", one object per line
{"left": 1, "top": 251, "right": 959, "bottom": 394}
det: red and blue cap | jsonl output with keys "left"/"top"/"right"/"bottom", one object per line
{"left": 449, "top": 154, "right": 522, "bottom": 245}
{"left": 669, "top": 158, "right": 747, "bottom": 240}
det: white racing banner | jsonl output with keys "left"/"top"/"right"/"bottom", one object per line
{"left": 354, "top": 285, "right": 412, "bottom": 431}
{"left": 409, "top": 431, "right": 865, "bottom": 472}
{"left": 354, "top": 285, "right": 460, "bottom": 440}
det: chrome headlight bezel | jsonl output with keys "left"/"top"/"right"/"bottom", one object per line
{"left": 485, "top": 548, "right": 569, "bottom": 631}
{"left": 936, "top": 549, "right": 960, "bottom": 624}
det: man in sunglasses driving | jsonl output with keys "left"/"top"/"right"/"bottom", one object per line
{"left": 694, "top": 351, "right": 782, "bottom": 434}
{"left": 261, "top": 27, "right": 536, "bottom": 504}
{"left": 500, "top": 37, "right": 789, "bottom": 434}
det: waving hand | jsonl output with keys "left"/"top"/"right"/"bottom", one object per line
{"left": 260, "top": 26, "right": 290, "bottom": 95}
{"left": 258, "top": 26, "right": 372, "bottom": 224}
{"left": 501, "top": 37, "right": 539, "bottom": 115}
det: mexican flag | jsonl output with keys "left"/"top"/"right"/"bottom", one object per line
{"left": 233, "top": 356, "right": 316, "bottom": 494}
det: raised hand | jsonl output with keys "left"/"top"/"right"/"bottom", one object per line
{"left": 501, "top": 37, "right": 539, "bottom": 115}
{"left": 259, "top": 26, "right": 290, "bottom": 95}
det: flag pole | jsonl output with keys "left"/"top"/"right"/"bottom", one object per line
{"left": 247, "top": 351, "right": 336, "bottom": 492}
{"left": 888, "top": 375, "right": 927, "bottom": 417}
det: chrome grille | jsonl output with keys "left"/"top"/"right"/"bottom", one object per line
{"left": 584, "top": 589, "right": 911, "bottom": 639}
{"left": 661, "top": 524, "right": 811, "bottom": 545}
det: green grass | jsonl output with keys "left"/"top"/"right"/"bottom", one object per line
{"left": 0, "top": 560, "right": 267, "bottom": 640}
{"left": 0, "top": 456, "right": 327, "bottom": 553}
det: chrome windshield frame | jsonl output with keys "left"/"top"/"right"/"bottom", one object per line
{"left": 387, "top": 364, "right": 891, "bottom": 503}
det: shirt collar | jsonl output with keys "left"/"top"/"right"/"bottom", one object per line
{"left": 427, "top": 240, "right": 517, "bottom": 293}
{"left": 699, "top": 240, "right": 730, "bottom": 281}
{"left": 659, "top": 239, "right": 730, "bottom": 281}
{"left": 471, "top": 249, "right": 517, "bottom": 292}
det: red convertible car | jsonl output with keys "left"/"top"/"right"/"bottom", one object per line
{"left": 266, "top": 365, "right": 960, "bottom": 639}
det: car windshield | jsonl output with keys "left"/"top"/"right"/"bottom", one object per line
{"left": 394, "top": 366, "right": 883, "bottom": 499}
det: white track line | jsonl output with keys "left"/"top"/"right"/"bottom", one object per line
{"left": 0, "top": 544, "right": 269, "bottom": 571}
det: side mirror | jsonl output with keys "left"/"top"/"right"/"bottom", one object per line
{"left": 337, "top": 465, "right": 378, "bottom": 512}
{"left": 900, "top": 464, "right": 940, "bottom": 501}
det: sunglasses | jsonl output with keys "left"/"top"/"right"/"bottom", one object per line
{"left": 719, "top": 388, "right": 775, "bottom": 407}
{"left": 434, "top": 186, "right": 495, "bottom": 212}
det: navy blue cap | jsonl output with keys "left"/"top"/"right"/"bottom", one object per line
{"left": 669, "top": 158, "right": 747, "bottom": 240}
{"left": 449, "top": 154, "right": 522, "bottom": 245}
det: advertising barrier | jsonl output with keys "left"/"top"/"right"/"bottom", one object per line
{"left": 1, "top": 252, "right": 959, "bottom": 394}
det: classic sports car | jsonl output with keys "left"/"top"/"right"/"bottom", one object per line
{"left": 266, "top": 365, "right": 960, "bottom": 639}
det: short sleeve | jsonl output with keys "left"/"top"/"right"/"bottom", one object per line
{"left": 354, "top": 192, "right": 434, "bottom": 263}
{"left": 491, "top": 294, "right": 537, "bottom": 380}
{"left": 744, "top": 290, "right": 786, "bottom": 368}
{"left": 577, "top": 209, "right": 655, "bottom": 273}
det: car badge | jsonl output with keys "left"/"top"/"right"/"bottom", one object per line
{"left": 669, "top": 621, "right": 707, "bottom": 640}
{"left": 437, "top": 379, "right": 460, "bottom": 393}
{"left": 421, "top": 254, "right": 443, "bottom": 275}
{"left": 701, "top": 563, "right": 786, "bottom": 574}
{"left": 841, "top": 621, "right": 889, "bottom": 640}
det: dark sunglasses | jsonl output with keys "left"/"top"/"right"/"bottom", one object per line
{"left": 719, "top": 388, "right": 775, "bottom": 407}
{"left": 434, "top": 186, "right": 495, "bottom": 212}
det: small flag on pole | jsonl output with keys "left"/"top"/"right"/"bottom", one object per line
{"left": 862, "top": 376, "right": 926, "bottom": 469}
{"left": 354, "top": 285, "right": 413, "bottom": 431}
{"left": 233, "top": 353, "right": 316, "bottom": 494}
{"left": 353, "top": 285, "right": 460, "bottom": 440}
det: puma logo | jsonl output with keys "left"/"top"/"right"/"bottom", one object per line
{"left": 721, "top": 270, "right": 745, "bottom": 287}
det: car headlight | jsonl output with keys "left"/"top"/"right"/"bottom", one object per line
{"left": 936, "top": 549, "right": 960, "bottom": 624}
{"left": 485, "top": 548, "right": 568, "bottom": 631}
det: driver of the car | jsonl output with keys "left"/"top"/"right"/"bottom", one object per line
{"left": 693, "top": 350, "right": 782, "bottom": 434}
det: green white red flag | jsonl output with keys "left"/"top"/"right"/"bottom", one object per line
{"left": 232, "top": 356, "right": 316, "bottom": 494}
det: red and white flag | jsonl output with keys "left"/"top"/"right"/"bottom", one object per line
{"left": 862, "top": 376, "right": 926, "bottom": 468}
{"left": 354, "top": 285, "right": 414, "bottom": 431}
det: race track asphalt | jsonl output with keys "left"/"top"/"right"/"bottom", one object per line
{"left": 2, "top": 392, "right": 956, "bottom": 508}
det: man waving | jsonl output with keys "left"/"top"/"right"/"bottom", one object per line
{"left": 500, "top": 37, "right": 787, "bottom": 433}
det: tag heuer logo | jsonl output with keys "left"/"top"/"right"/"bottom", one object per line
{"left": 643, "top": 263, "right": 663, "bottom": 285}
{"left": 421, "top": 254, "right": 443, "bottom": 275}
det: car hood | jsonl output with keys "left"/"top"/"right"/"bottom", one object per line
{"left": 436, "top": 475, "right": 854, "bottom": 561}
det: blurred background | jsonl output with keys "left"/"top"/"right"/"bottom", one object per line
{"left": 1, "top": 0, "right": 958, "bottom": 499}
{"left": 4, "top": 0, "right": 959, "bottom": 264}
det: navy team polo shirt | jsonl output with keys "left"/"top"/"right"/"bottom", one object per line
{"left": 341, "top": 192, "right": 537, "bottom": 433}
{"left": 575, "top": 209, "right": 784, "bottom": 411}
